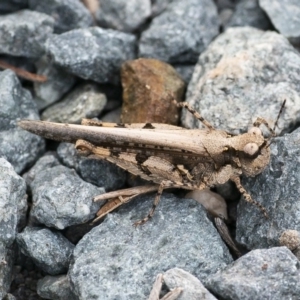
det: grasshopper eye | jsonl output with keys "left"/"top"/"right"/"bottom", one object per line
{"left": 244, "top": 143, "right": 259, "bottom": 156}
{"left": 248, "top": 127, "right": 262, "bottom": 135}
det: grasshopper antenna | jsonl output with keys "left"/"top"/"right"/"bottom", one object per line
{"left": 266, "top": 100, "right": 286, "bottom": 148}
{"left": 272, "top": 99, "right": 286, "bottom": 135}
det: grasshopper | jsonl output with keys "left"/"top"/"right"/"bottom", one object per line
{"left": 19, "top": 101, "right": 284, "bottom": 226}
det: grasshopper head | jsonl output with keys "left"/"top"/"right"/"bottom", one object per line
{"left": 238, "top": 127, "right": 271, "bottom": 177}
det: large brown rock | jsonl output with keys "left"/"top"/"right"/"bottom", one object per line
{"left": 120, "top": 58, "right": 185, "bottom": 124}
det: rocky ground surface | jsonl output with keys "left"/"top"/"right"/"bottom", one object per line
{"left": 1, "top": 0, "right": 300, "bottom": 299}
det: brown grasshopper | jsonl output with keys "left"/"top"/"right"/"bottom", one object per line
{"left": 19, "top": 101, "right": 283, "bottom": 225}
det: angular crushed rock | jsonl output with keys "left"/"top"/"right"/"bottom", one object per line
{"left": 96, "top": 0, "right": 151, "bottom": 32}
{"left": 206, "top": 247, "right": 300, "bottom": 299}
{"left": 139, "top": 0, "right": 219, "bottom": 64}
{"left": 30, "top": 165, "right": 104, "bottom": 229}
{"left": 0, "top": 9, "right": 54, "bottom": 58}
{"left": 182, "top": 27, "right": 300, "bottom": 135}
{"left": 237, "top": 128, "right": 300, "bottom": 249}
{"left": 0, "top": 158, "right": 27, "bottom": 299}
{"left": 68, "top": 193, "right": 232, "bottom": 299}
{"left": 45, "top": 27, "right": 137, "bottom": 84}
{"left": 0, "top": 70, "right": 45, "bottom": 174}
{"left": 0, "top": 1, "right": 28, "bottom": 13}
{"left": 37, "top": 275, "right": 75, "bottom": 300}
{"left": 226, "top": 0, "right": 272, "bottom": 30}
{"left": 163, "top": 268, "right": 217, "bottom": 300}
{"left": 259, "top": 0, "right": 300, "bottom": 40}
{"left": 34, "top": 56, "right": 76, "bottom": 110}
{"left": 57, "top": 142, "right": 127, "bottom": 191}
{"left": 29, "top": 0, "right": 93, "bottom": 34}
{"left": 17, "top": 227, "right": 74, "bottom": 275}
{"left": 22, "top": 152, "right": 60, "bottom": 187}
{"left": 41, "top": 83, "right": 107, "bottom": 124}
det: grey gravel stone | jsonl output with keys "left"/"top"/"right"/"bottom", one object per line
{"left": 226, "top": 0, "right": 272, "bottom": 30}
{"left": 139, "top": 0, "right": 219, "bottom": 64}
{"left": 17, "top": 227, "right": 74, "bottom": 275}
{"left": 215, "top": 0, "right": 236, "bottom": 10}
{"left": 206, "top": 247, "right": 300, "bottom": 299}
{"left": 151, "top": 0, "right": 174, "bottom": 16}
{"left": 37, "top": 275, "right": 76, "bottom": 300}
{"left": 236, "top": 128, "right": 300, "bottom": 249}
{"left": 45, "top": 27, "right": 136, "bottom": 84}
{"left": 0, "top": 245, "right": 14, "bottom": 300}
{"left": 2, "top": 293, "right": 16, "bottom": 300}
{"left": 0, "top": 158, "right": 27, "bottom": 246}
{"left": 96, "top": 0, "right": 151, "bottom": 32}
{"left": 182, "top": 27, "right": 300, "bottom": 135}
{"left": 30, "top": 165, "right": 104, "bottom": 229}
{"left": 68, "top": 193, "right": 233, "bottom": 299}
{"left": 259, "top": 0, "right": 300, "bottom": 41}
{"left": 34, "top": 56, "right": 76, "bottom": 110}
{"left": 0, "top": 158, "right": 27, "bottom": 299}
{"left": 0, "top": 10, "right": 54, "bottom": 58}
{"left": 173, "top": 64, "right": 195, "bottom": 84}
{"left": 0, "top": 0, "right": 28, "bottom": 13}
{"left": 41, "top": 83, "right": 107, "bottom": 124}
{"left": 57, "top": 142, "right": 127, "bottom": 191}
{"left": 22, "top": 152, "right": 60, "bottom": 188}
{"left": 163, "top": 268, "right": 217, "bottom": 300}
{"left": 0, "top": 70, "right": 45, "bottom": 174}
{"left": 100, "top": 107, "right": 122, "bottom": 123}
{"left": 29, "top": 0, "right": 93, "bottom": 34}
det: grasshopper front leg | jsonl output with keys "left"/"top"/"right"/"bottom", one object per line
{"left": 231, "top": 175, "right": 268, "bottom": 218}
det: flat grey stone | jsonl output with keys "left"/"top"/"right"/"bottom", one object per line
{"left": 226, "top": 0, "right": 272, "bottom": 30}
{"left": 182, "top": 27, "right": 300, "bottom": 135}
{"left": 29, "top": 0, "right": 93, "bottom": 33}
{"left": 34, "top": 56, "right": 76, "bottom": 110}
{"left": 96, "top": 0, "right": 151, "bottom": 32}
{"left": 68, "top": 193, "right": 232, "bottom": 299}
{"left": 0, "top": 70, "right": 45, "bottom": 174}
{"left": 0, "top": 158, "right": 27, "bottom": 299}
{"left": 17, "top": 227, "right": 74, "bottom": 275}
{"left": 41, "top": 83, "right": 107, "bottom": 124}
{"left": 237, "top": 128, "right": 300, "bottom": 249}
{"left": 30, "top": 165, "right": 104, "bottom": 229}
{"left": 45, "top": 27, "right": 136, "bottom": 84}
{"left": 57, "top": 142, "right": 127, "bottom": 191}
{"left": 0, "top": 9, "right": 54, "bottom": 58}
{"left": 37, "top": 275, "right": 76, "bottom": 300}
{"left": 206, "top": 247, "right": 300, "bottom": 300}
{"left": 259, "top": 0, "right": 300, "bottom": 40}
{"left": 163, "top": 268, "right": 217, "bottom": 300}
{"left": 139, "top": 0, "right": 219, "bottom": 64}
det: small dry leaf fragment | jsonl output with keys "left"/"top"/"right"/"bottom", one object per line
{"left": 120, "top": 58, "right": 185, "bottom": 124}
{"left": 0, "top": 59, "right": 47, "bottom": 82}
{"left": 185, "top": 189, "right": 228, "bottom": 220}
